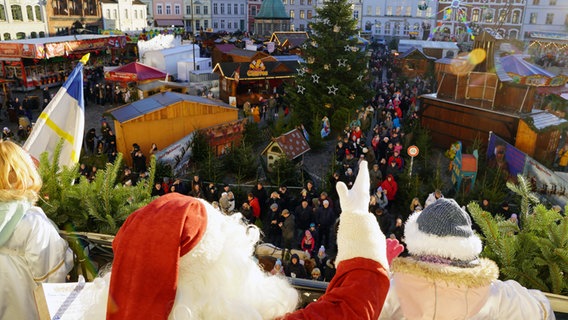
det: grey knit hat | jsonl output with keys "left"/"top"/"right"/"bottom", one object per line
{"left": 404, "top": 198, "right": 482, "bottom": 261}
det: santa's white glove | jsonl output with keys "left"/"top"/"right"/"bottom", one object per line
{"left": 335, "top": 160, "right": 388, "bottom": 270}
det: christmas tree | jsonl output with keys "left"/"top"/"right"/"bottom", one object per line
{"left": 285, "top": 0, "right": 371, "bottom": 133}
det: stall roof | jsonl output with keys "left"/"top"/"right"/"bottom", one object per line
{"left": 0, "top": 34, "right": 125, "bottom": 59}
{"left": 501, "top": 55, "right": 555, "bottom": 77}
{"left": 0, "top": 34, "right": 118, "bottom": 45}
{"left": 398, "top": 40, "right": 459, "bottom": 52}
{"left": 398, "top": 47, "right": 436, "bottom": 60}
{"left": 261, "top": 128, "right": 310, "bottom": 160}
{"left": 137, "top": 80, "right": 190, "bottom": 92}
{"left": 108, "top": 91, "right": 233, "bottom": 123}
{"left": 269, "top": 32, "right": 309, "bottom": 48}
{"left": 105, "top": 62, "right": 167, "bottom": 82}
{"left": 522, "top": 109, "right": 567, "bottom": 130}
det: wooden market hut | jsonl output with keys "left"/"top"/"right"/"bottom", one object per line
{"left": 107, "top": 91, "right": 238, "bottom": 166}
{"left": 420, "top": 30, "right": 568, "bottom": 164}
{"left": 396, "top": 47, "right": 436, "bottom": 79}
{"left": 515, "top": 110, "right": 567, "bottom": 165}
{"left": 261, "top": 128, "right": 310, "bottom": 171}
{"left": 213, "top": 58, "right": 300, "bottom": 106}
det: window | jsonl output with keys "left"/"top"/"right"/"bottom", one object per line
{"left": 26, "top": 5, "right": 33, "bottom": 21}
{"left": 404, "top": 23, "right": 409, "bottom": 35}
{"left": 11, "top": 5, "right": 23, "bottom": 21}
{"left": 106, "top": 9, "right": 110, "bottom": 18}
{"left": 125, "top": 9, "right": 128, "bottom": 19}
{"left": 395, "top": 6, "right": 401, "bottom": 15}
{"left": 113, "top": 9, "right": 117, "bottom": 18}
{"left": 234, "top": 4, "right": 238, "bottom": 15}
{"left": 213, "top": 4, "right": 218, "bottom": 14}
{"left": 394, "top": 21, "right": 400, "bottom": 34}
{"left": 241, "top": 4, "right": 244, "bottom": 15}
{"left": 134, "top": 10, "right": 138, "bottom": 18}
{"left": 511, "top": 10, "right": 520, "bottom": 23}
{"left": 375, "top": 7, "right": 380, "bottom": 15}
{"left": 204, "top": 20, "right": 208, "bottom": 28}
{"left": 0, "top": 5, "right": 6, "bottom": 21}
{"left": 251, "top": 6, "right": 256, "bottom": 16}
{"left": 565, "top": 14, "right": 568, "bottom": 26}
{"left": 31, "top": 31, "right": 37, "bottom": 38}
{"left": 499, "top": 9, "right": 506, "bottom": 22}
{"left": 301, "top": 0, "right": 304, "bottom": 4}
{"left": 39, "top": 31, "right": 45, "bottom": 37}
{"left": 484, "top": 9, "right": 494, "bottom": 22}
{"left": 220, "top": 4, "right": 224, "bottom": 14}
{"left": 550, "top": 0, "right": 557, "bottom": 4}
{"left": 220, "top": 19, "right": 225, "bottom": 28}
{"left": 166, "top": 4, "right": 171, "bottom": 15}
{"left": 228, "top": 21, "right": 232, "bottom": 28}
{"left": 214, "top": 21, "right": 218, "bottom": 28}
{"left": 52, "top": 0, "right": 67, "bottom": 15}
{"left": 307, "top": 10, "right": 312, "bottom": 19}
{"left": 34, "top": 5, "right": 42, "bottom": 21}
{"left": 366, "top": 5, "right": 372, "bottom": 15}
{"left": 375, "top": 22, "right": 381, "bottom": 34}
{"left": 290, "top": 10, "right": 294, "bottom": 18}
{"left": 195, "top": 20, "right": 200, "bottom": 30}
{"left": 175, "top": 4, "right": 180, "bottom": 15}
{"left": 300, "top": 10, "right": 305, "bottom": 19}
{"left": 195, "top": 6, "right": 200, "bottom": 14}
{"left": 290, "top": 0, "right": 295, "bottom": 5}
{"left": 85, "top": 0, "right": 96, "bottom": 15}
{"left": 204, "top": 6, "right": 208, "bottom": 14}
{"left": 16, "top": 32, "right": 25, "bottom": 39}
{"left": 290, "top": 23, "right": 295, "bottom": 31}
{"left": 228, "top": 3, "right": 231, "bottom": 14}
{"left": 157, "top": 4, "right": 163, "bottom": 15}
{"left": 385, "top": 22, "right": 391, "bottom": 34}
{"left": 472, "top": 8, "right": 480, "bottom": 22}
{"left": 283, "top": 0, "right": 287, "bottom": 4}
{"left": 186, "top": 5, "right": 191, "bottom": 14}
{"left": 386, "top": 6, "right": 392, "bottom": 15}
{"left": 533, "top": 0, "right": 539, "bottom": 4}
{"left": 530, "top": 12, "right": 537, "bottom": 23}
{"left": 414, "top": 23, "right": 420, "bottom": 30}
{"left": 308, "top": 0, "right": 312, "bottom": 4}
{"left": 354, "top": 10, "right": 359, "bottom": 19}
{"left": 405, "top": 6, "right": 411, "bottom": 16}
{"left": 4, "top": 33, "right": 10, "bottom": 40}
{"left": 546, "top": 13, "right": 554, "bottom": 24}
{"left": 300, "top": 24, "right": 305, "bottom": 30}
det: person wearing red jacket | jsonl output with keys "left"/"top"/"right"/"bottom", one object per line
{"left": 380, "top": 174, "right": 398, "bottom": 201}
{"left": 248, "top": 192, "right": 261, "bottom": 221}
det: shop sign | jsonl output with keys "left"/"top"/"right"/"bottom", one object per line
{"left": 247, "top": 59, "right": 268, "bottom": 77}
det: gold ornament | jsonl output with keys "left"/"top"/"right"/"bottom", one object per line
{"left": 324, "top": 64, "right": 330, "bottom": 70}
{"left": 349, "top": 94, "right": 356, "bottom": 100}
{"left": 325, "top": 103, "right": 332, "bottom": 108}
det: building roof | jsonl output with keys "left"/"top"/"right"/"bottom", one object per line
{"left": 262, "top": 128, "right": 310, "bottom": 159}
{"left": 269, "top": 32, "right": 309, "bottom": 48}
{"left": 255, "top": 0, "right": 290, "bottom": 19}
{"left": 500, "top": 55, "right": 555, "bottom": 78}
{"left": 108, "top": 91, "right": 233, "bottom": 123}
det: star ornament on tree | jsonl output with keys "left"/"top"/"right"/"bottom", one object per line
{"left": 344, "top": 45, "right": 352, "bottom": 52}
{"left": 357, "top": 75, "right": 364, "bottom": 81}
{"left": 337, "top": 59, "right": 347, "bottom": 67}
{"left": 302, "top": 43, "right": 308, "bottom": 49}
{"left": 297, "top": 68, "right": 306, "bottom": 76}
{"left": 328, "top": 85, "right": 338, "bottom": 95}
{"left": 312, "top": 74, "right": 320, "bottom": 83}
{"left": 297, "top": 85, "right": 306, "bottom": 94}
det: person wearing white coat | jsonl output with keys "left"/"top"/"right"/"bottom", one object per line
{"left": 0, "top": 140, "right": 73, "bottom": 319}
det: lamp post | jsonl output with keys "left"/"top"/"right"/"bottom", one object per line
{"left": 190, "top": 0, "right": 202, "bottom": 71}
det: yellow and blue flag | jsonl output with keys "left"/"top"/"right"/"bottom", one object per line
{"left": 24, "top": 53, "right": 89, "bottom": 168}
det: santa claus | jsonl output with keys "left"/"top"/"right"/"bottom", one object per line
{"left": 84, "top": 161, "right": 389, "bottom": 319}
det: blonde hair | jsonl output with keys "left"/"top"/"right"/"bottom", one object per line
{"left": 0, "top": 140, "right": 42, "bottom": 203}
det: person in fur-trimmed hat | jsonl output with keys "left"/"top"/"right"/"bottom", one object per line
{"left": 82, "top": 161, "right": 390, "bottom": 319}
{"left": 379, "top": 198, "right": 554, "bottom": 319}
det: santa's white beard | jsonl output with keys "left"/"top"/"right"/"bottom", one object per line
{"left": 82, "top": 199, "right": 299, "bottom": 320}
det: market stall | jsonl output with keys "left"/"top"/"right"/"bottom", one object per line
{"left": 0, "top": 35, "right": 126, "bottom": 91}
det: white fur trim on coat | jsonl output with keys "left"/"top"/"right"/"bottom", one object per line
{"left": 404, "top": 211, "right": 482, "bottom": 261}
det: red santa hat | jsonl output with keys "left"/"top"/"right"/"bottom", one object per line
{"left": 107, "top": 193, "right": 208, "bottom": 319}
